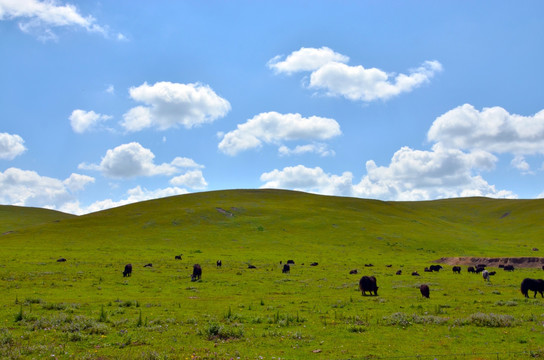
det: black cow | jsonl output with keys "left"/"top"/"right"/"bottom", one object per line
{"left": 175, "top": 255, "right": 182, "bottom": 260}
{"left": 57, "top": 258, "right": 67, "bottom": 262}
{"left": 412, "top": 271, "right": 420, "bottom": 276}
{"left": 143, "top": 263, "right": 152, "bottom": 267}
{"left": 310, "top": 262, "right": 318, "bottom": 266}
{"left": 420, "top": 284, "right": 430, "bottom": 298}
{"left": 429, "top": 265, "right": 442, "bottom": 272}
{"left": 488, "top": 271, "right": 496, "bottom": 276}
{"left": 504, "top": 265, "right": 515, "bottom": 271}
{"left": 521, "top": 278, "right": 544, "bottom": 298}
{"left": 396, "top": 270, "right": 402, "bottom": 275}
{"left": 468, "top": 266, "right": 476, "bottom": 273}
{"left": 282, "top": 264, "right": 290, "bottom": 273}
{"left": 359, "top": 276, "right": 378, "bottom": 296}
{"left": 424, "top": 267, "right": 432, "bottom": 272}
{"left": 248, "top": 264, "right": 256, "bottom": 269}
{"left": 349, "top": 269, "right": 358, "bottom": 275}
{"left": 482, "top": 270, "right": 490, "bottom": 282}
{"left": 216, "top": 260, "right": 222, "bottom": 268}
{"left": 191, "top": 264, "right": 202, "bottom": 281}
{"left": 123, "top": 264, "right": 132, "bottom": 277}
{"left": 287, "top": 260, "right": 295, "bottom": 265}
{"left": 452, "top": 266, "right": 461, "bottom": 274}
{"left": 364, "top": 263, "right": 374, "bottom": 267}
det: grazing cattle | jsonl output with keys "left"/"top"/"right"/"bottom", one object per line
{"left": 57, "top": 258, "right": 67, "bottom": 262}
{"left": 468, "top": 266, "right": 476, "bottom": 273}
{"left": 386, "top": 264, "right": 392, "bottom": 268}
{"left": 424, "top": 267, "right": 432, "bottom": 272}
{"left": 542, "top": 265, "right": 544, "bottom": 270}
{"left": 429, "top": 265, "right": 442, "bottom": 272}
{"left": 359, "top": 276, "right": 378, "bottom": 296}
{"left": 396, "top": 270, "right": 402, "bottom": 275}
{"left": 499, "top": 264, "right": 505, "bottom": 268}
{"left": 143, "top": 263, "right": 152, "bottom": 267}
{"left": 412, "top": 271, "right": 420, "bottom": 276}
{"left": 488, "top": 271, "right": 496, "bottom": 276}
{"left": 216, "top": 260, "right": 222, "bottom": 268}
{"left": 191, "top": 264, "right": 202, "bottom": 281}
{"left": 521, "top": 278, "right": 544, "bottom": 298}
{"left": 286, "top": 260, "right": 295, "bottom": 265}
{"left": 123, "top": 264, "right": 132, "bottom": 277}
{"left": 475, "top": 267, "right": 484, "bottom": 274}
{"left": 310, "top": 262, "right": 318, "bottom": 266}
{"left": 364, "top": 263, "right": 374, "bottom": 267}
{"left": 248, "top": 264, "right": 256, "bottom": 269}
{"left": 349, "top": 269, "right": 358, "bottom": 275}
{"left": 175, "top": 255, "right": 182, "bottom": 260}
{"left": 420, "top": 284, "right": 430, "bottom": 298}
{"left": 282, "top": 264, "right": 290, "bottom": 273}
{"left": 482, "top": 270, "right": 490, "bottom": 281}
{"left": 477, "top": 264, "right": 487, "bottom": 269}
{"left": 503, "top": 265, "right": 515, "bottom": 271}
{"left": 452, "top": 266, "right": 461, "bottom": 274}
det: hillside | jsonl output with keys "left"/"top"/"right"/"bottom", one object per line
{"left": 2, "top": 189, "right": 543, "bottom": 264}
{"left": 0, "top": 205, "right": 75, "bottom": 235}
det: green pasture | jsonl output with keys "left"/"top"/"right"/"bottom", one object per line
{"left": 0, "top": 189, "right": 543, "bottom": 359}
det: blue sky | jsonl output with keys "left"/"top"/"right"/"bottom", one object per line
{"left": 1, "top": 1, "right": 544, "bottom": 214}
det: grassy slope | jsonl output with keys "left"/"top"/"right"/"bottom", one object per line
{"left": 0, "top": 205, "right": 74, "bottom": 235}
{"left": 1, "top": 189, "right": 543, "bottom": 359}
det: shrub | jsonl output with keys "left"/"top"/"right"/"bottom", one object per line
{"left": 456, "top": 313, "right": 516, "bottom": 327}
{"left": 201, "top": 322, "right": 243, "bottom": 340}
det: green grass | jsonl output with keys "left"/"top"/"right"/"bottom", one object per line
{"left": 0, "top": 189, "right": 543, "bottom": 359}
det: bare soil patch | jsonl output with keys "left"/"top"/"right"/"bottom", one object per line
{"left": 435, "top": 257, "right": 544, "bottom": 268}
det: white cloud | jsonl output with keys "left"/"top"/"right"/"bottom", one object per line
{"left": 170, "top": 170, "right": 207, "bottom": 190}
{"left": 0, "top": 132, "right": 26, "bottom": 160}
{"left": 218, "top": 112, "right": 341, "bottom": 156}
{"left": 63, "top": 173, "right": 94, "bottom": 192}
{"left": 309, "top": 60, "right": 442, "bottom": 102}
{"left": 69, "top": 109, "right": 112, "bottom": 133}
{"left": 269, "top": 47, "right": 442, "bottom": 102}
{"left": 78, "top": 142, "right": 205, "bottom": 181}
{"left": 278, "top": 143, "right": 335, "bottom": 157}
{"left": 0, "top": 167, "right": 93, "bottom": 209}
{"left": 428, "top": 104, "right": 544, "bottom": 155}
{"left": 511, "top": 155, "right": 531, "bottom": 173}
{"left": 260, "top": 145, "right": 515, "bottom": 201}
{"left": 81, "top": 186, "right": 188, "bottom": 214}
{"left": 267, "top": 46, "right": 349, "bottom": 74}
{"left": 0, "top": 0, "right": 122, "bottom": 41}
{"left": 121, "top": 81, "right": 231, "bottom": 132}
{"left": 105, "top": 84, "right": 114, "bottom": 94}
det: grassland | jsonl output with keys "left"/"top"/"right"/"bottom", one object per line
{"left": 0, "top": 189, "right": 543, "bottom": 359}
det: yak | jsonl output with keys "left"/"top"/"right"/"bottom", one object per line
{"left": 349, "top": 269, "right": 358, "bottom": 275}
{"left": 468, "top": 266, "right": 476, "bottom": 273}
{"left": 123, "top": 264, "right": 132, "bottom": 277}
{"left": 521, "top": 278, "right": 544, "bottom": 298}
{"left": 482, "top": 270, "right": 490, "bottom": 281}
{"left": 359, "top": 276, "right": 378, "bottom": 296}
{"left": 504, "top": 265, "right": 515, "bottom": 271}
{"left": 452, "top": 266, "right": 461, "bottom": 274}
{"left": 420, "top": 284, "right": 430, "bottom": 298}
{"left": 216, "top": 260, "right": 222, "bottom": 268}
{"left": 310, "top": 262, "right": 318, "bottom": 266}
{"left": 287, "top": 260, "right": 295, "bottom": 265}
{"left": 143, "top": 263, "right": 152, "bottom": 268}
{"left": 175, "top": 255, "right": 182, "bottom": 260}
{"left": 191, "top": 264, "right": 202, "bottom": 281}
{"left": 396, "top": 270, "right": 402, "bottom": 275}
{"left": 282, "top": 264, "right": 290, "bottom": 273}
{"left": 412, "top": 271, "right": 420, "bottom": 276}
{"left": 429, "top": 265, "right": 442, "bottom": 272}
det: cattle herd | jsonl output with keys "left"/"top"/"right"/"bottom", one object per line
{"left": 115, "top": 257, "right": 544, "bottom": 299}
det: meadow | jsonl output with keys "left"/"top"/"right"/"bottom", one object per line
{"left": 0, "top": 189, "right": 543, "bottom": 359}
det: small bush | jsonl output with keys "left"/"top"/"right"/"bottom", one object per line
{"left": 0, "top": 328, "right": 14, "bottom": 345}
{"left": 202, "top": 322, "right": 243, "bottom": 340}
{"left": 456, "top": 313, "right": 516, "bottom": 327}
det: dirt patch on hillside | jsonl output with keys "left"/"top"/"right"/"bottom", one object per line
{"left": 435, "top": 257, "right": 544, "bottom": 268}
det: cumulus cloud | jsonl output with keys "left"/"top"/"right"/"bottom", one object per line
{"left": 78, "top": 142, "right": 204, "bottom": 179}
{"left": 260, "top": 145, "right": 515, "bottom": 201}
{"left": 269, "top": 47, "right": 442, "bottom": 102}
{"left": 81, "top": 185, "right": 188, "bottom": 214}
{"left": 218, "top": 112, "right": 341, "bottom": 156}
{"left": 69, "top": 109, "right": 112, "bottom": 133}
{"left": 428, "top": 104, "right": 544, "bottom": 155}
{"left": 278, "top": 143, "right": 335, "bottom": 157}
{"left": 0, "top": 0, "right": 124, "bottom": 41}
{"left": 0, "top": 167, "right": 93, "bottom": 209}
{"left": 121, "top": 82, "right": 231, "bottom": 132}
{"left": 267, "top": 46, "right": 349, "bottom": 74}
{"left": 0, "top": 132, "right": 26, "bottom": 160}
{"left": 170, "top": 170, "right": 207, "bottom": 190}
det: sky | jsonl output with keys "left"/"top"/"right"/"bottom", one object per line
{"left": 1, "top": 1, "right": 544, "bottom": 215}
